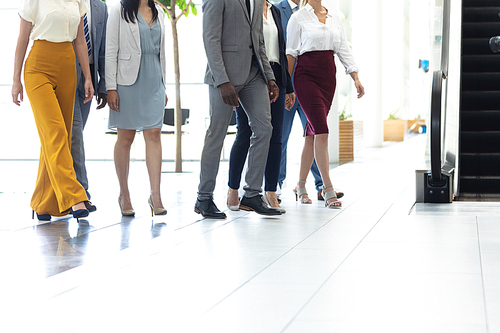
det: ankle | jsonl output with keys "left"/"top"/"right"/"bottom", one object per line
{"left": 73, "top": 202, "right": 86, "bottom": 210}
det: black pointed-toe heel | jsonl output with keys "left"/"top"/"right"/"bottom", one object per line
{"left": 70, "top": 207, "right": 89, "bottom": 221}
{"left": 32, "top": 210, "right": 51, "bottom": 221}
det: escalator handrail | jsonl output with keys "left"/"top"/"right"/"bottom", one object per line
{"left": 430, "top": 70, "right": 446, "bottom": 185}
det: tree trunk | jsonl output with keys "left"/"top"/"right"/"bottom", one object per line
{"left": 170, "top": 16, "right": 182, "bottom": 172}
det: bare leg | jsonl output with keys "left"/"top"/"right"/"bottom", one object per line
{"left": 265, "top": 191, "right": 282, "bottom": 208}
{"left": 143, "top": 128, "right": 164, "bottom": 209}
{"left": 296, "top": 135, "right": 315, "bottom": 202}
{"left": 227, "top": 187, "right": 239, "bottom": 207}
{"left": 115, "top": 129, "right": 136, "bottom": 210}
{"left": 314, "top": 133, "right": 340, "bottom": 206}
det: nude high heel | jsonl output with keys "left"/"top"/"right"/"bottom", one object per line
{"left": 226, "top": 188, "right": 240, "bottom": 211}
{"left": 118, "top": 197, "right": 135, "bottom": 216}
{"left": 148, "top": 196, "right": 167, "bottom": 216}
{"left": 264, "top": 191, "right": 286, "bottom": 213}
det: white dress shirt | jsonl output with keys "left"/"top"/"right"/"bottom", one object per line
{"left": 263, "top": 6, "right": 280, "bottom": 64}
{"left": 287, "top": 0, "right": 299, "bottom": 13}
{"left": 19, "top": 0, "right": 88, "bottom": 43}
{"left": 286, "top": 4, "right": 358, "bottom": 74}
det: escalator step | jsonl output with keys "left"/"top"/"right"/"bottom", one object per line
{"left": 461, "top": 91, "right": 500, "bottom": 110}
{"left": 461, "top": 154, "right": 500, "bottom": 176}
{"left": 463, "top": 7, "right": 500, "bottom": 22}
{"left": 463, "top": 0, "right": 500, "bottom": 7}
{"left": 461, "top": 132, "right": 500, "bottom": 153}
{"left": 462, "top": 22, "right": 500, "bottom": 38}
{"left": 462, "top": 38, "right": 496, "bottom": 55}
{"left": 460, "top": 178, "right": 500, "bottom": 194}
{"left": 461, "top": 110, "right": 500, "bottom": 130}
{"left": 461, "top": 55, "right": 500, "bottom": 72}
{"left": 462, "top": 73, "right": 500, "bottom": 90}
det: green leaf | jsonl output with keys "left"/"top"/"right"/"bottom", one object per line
{"left": 190, "top": 2, "right": 197, "bottom": 15}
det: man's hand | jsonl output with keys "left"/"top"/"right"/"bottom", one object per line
{"left": 96, "top": 93, "right": 107, "bottom": 109}
{"left": 108, "top": 90, "right": 119, "bottom": 111}
{"left": 268, "top": 80, "right": 279, "bottom": 103}
{"left": 285, "top": 92, "right": 295, "bottom": 110}
{"left": 220, "top": 82, "right": 239, "bottom": 106}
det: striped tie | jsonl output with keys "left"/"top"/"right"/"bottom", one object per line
{"left": 83, "top": 13, "right": 91, "bottom": 57}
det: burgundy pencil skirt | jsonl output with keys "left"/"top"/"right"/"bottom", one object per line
{"left": 294, "top": 50, "right": 336, "bottom": 136}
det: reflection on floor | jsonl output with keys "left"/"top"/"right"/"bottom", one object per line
{"left": 1, "top": 134, "right": 499, "bottom": 332}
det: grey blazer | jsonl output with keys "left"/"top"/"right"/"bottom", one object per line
{"left": 76, "top": 0, "right": 108, "bottom": 95}
{"left": 202, "top": 0, "right": 275, "bottom": 87}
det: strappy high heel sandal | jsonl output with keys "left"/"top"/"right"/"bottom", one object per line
{"left": 293, "top": 180, "right": 312, "bottom": 204}
{"left": 322, "top": 184, "right": 342, "bottom": 209}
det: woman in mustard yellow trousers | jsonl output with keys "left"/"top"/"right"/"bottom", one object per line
{"left": 12, "top": 0, "right": 95, "bottom": 221}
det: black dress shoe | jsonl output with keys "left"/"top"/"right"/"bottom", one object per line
{"left": 239, "top": 195, "right": 282, "bottom": 216}
{"left": 85, "top": 201, "right": 97, "bottom": 212}
{"left": 194, "top": 198, "right": 227, "bottom": 219}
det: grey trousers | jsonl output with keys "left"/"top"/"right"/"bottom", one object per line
{"left": 71, "top": 74, "right": 92, "bottom": 198}
{"left": 198, "top": 62, "right": 272, "bottom": 199}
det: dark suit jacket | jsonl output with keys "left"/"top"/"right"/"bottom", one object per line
{"left": 76, "top": 0, "right": 108, "bottom": 95}
{"left": 276, "top": 0, "right": 302, "bottom": 109}
{"left": 275, "top": 0, "right": 294, "bottom": 43}
{"left": 269, "top": 2, "right": 293, "bottom": 94}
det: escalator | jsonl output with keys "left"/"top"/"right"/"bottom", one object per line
{"left": 459, "top": 0, "right": 500, "bottom": 198}
{"left": 419, "top": 0, "right": 500, "bottom": 202}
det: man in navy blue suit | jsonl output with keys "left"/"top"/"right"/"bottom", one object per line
{"left": 71, "top": 0, "right": 108, "bottom": 212}
{"left": 275, "top": 0, "right": 324, "bottom": 201}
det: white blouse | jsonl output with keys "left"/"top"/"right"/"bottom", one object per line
{"left": 263, "top": 6, "right": 280, "bottom": 64}
{"left": 286, "top": 4, "right": 358, "bottom": 74}
{"left": 19, "top": 0, "right": 88, "bottom": 43}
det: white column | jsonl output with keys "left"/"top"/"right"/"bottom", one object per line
{"left": 351, "top": 0, "right": 383, "bottom": 147}
{"left": 325, "top": 0, "right": 340, "bottom": 163}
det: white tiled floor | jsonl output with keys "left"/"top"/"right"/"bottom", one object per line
{"left": 1, "top": 134, "right": 500, "bottom": 332}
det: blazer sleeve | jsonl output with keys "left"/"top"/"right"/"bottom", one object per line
{"left": 202, "top": 0, "right": 229, "bottom": 87}
{"left": 105, "top": 4, "right": 120, "bottom": 91}
{"left": 97, "top": 3, "right": 108, "bottom": 95}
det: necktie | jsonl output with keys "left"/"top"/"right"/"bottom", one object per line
{"left": 246, "top": 0, "right": 251, "bottom": 18}
{"left": 83, "top": 13, "right": 91, "bottom": 57}
{"left": 292, "top": 6, "right": 298, "bottom": 13}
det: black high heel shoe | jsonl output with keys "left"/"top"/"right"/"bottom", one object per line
{"left": 32, "top": 210, "right": 51, "bottom": 221}
{"left": 70, "top": 207, "right": 89, "bottom": 221}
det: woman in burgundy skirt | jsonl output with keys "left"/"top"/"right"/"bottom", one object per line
{"left": 286, "top": 0, "right": 364, "bottom": 208}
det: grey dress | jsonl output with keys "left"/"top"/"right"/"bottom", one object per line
{"left": 108, "top": 13, "right": 165, "bottom": 131}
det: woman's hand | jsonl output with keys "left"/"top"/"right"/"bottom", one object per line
{"left": 285, "top": 92, "right": 296, "bottom": 110}
{"left": 354, "top": 80, "right": 365, "bottom": 99}
{"left": 83, "top": 79, "right": 94, "bottom": 104}
{"left": 350, "top": 72, "right": 365, "bottom": 99}
{"left": 108, "top": 90, "right": 119, "bottom": 111}
{"left": 165, "top": 93, "right": 168, "bottom": 106}
{"left": 12, "top": 80, "right": 24, "bottom": 106}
